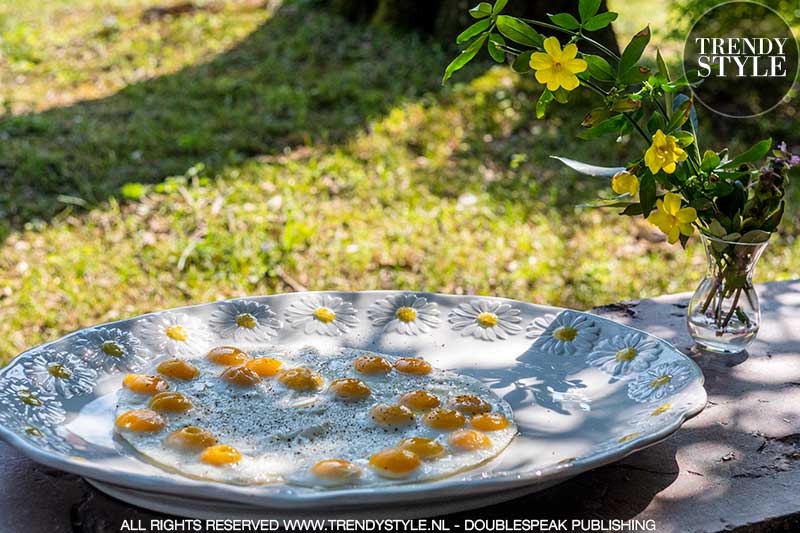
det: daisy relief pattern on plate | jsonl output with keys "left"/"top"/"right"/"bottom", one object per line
{"left": 210, "top": 300, "right": 281, "bottom": 343}
{"left": 138, "top": 313, "right": 212, "bottom": 358}
{"left": 285, "top": 295, "right": 359, "bottom": 336}
{"left": 22, "top": 349, "right": 97, "bottom": 398}
{"left": 628, "top": 361, "right": 694, "bottom": 403}
{"left": 628, "top": 402, "right": 679, "bottom": 429}
{"left": 586, "top": 333, "right": 662, "bottom": 380}
{"left": 526, "top": 311, "right": 599, "bottom": 355}
{"left": 367, "top": 294, "right": 441, "bottom": 335}
{"left": 0, "top": 378, "right": 65, "bottom": 427}
{"left": 0, "top": 412, "right": 73, "bottom": 454}
{"left": 448, "top": 300, "right": 523, "bottom": 341}
{"left": 73, "top": 327, "right": 149, "bottom": 373}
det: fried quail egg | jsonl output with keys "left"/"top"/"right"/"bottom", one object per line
{"left": 115, "top": 345, "right": 516, "bottom": 487}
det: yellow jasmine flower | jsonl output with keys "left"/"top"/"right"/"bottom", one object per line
{"left": 611, "top": 171, "right": 639, "bottom": 196}
{"left": 644, "top": 130, "right": 688, "bottom": 174}
{"left": 647, "top": 192, "right": 697, "bottom": 244}
{"left": 529, "top": 37, "right": 588, "bottom": 92}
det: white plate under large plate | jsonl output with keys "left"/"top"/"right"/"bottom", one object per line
{"left": 0, "top": 291, "right": 706, "bottom": 517}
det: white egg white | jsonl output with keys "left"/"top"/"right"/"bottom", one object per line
{"left": 115, "top": 346, "right": 516, "bottom": 488}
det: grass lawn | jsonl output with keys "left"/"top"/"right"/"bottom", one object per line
{"left": 0, "top": 0, "right": 798, "bottom": 366}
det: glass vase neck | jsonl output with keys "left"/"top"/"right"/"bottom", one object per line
{"left": 699, "top": 233, "right": 768, "bottom": 281}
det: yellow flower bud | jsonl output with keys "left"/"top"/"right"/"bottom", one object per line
{"left": 611, "top": 171, "right": 639, "bottom": 196}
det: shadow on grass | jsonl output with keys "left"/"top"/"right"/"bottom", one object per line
{"left": 0, "top": 3, "right": 450, "bottom": 229}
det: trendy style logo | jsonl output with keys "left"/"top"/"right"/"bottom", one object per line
{"left": 683, "top": 1, "right": 798, "bottom": 117}
{"left": 695, "top": 37, "right": 790, "bottom": 77}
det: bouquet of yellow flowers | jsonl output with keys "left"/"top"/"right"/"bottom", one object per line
{"left": 443, "top": 0, "right": 793, "bottom": 352}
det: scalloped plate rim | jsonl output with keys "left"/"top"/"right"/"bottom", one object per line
{"left": 0, "top": 290, "right": 707, "bottom": 509}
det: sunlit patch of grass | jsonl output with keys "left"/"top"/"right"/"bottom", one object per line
{"left": 0, "top": 1, "right": 797, "bottom": 365}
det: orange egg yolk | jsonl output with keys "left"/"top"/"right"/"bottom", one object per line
{"left": 115, "top": 409, "right": 166, "bottom": 432}
{"left": 278, "top": 367, "right": 323, "bottom": 391}
{"left": 123, "top": 374, "right": 169, "bottom": 395}
{"left": 423, "top": 408, "right": 466, "bottom": 431}
{"left": 399, "top": 390, "right": 441, "bottom": 410}
{"left": 200, "top": 444, "right": 241, "bottom": 466}
{"left": 398, "top": 437, "right": 445, "bottom": 459}
{"left": 221, "top": 366, "right": 261, "bottom": 387}
{"left": 470, "top": 413, "right": 510, "bottom": 431}
{"left": 156, "top": 359, "right": 199, "bottom": 380}
{"left": 448, "top": 429, "right": 491, "bottom": 450}
{"left": 310, "top": 459, "right": 362, "bottom": 481}
{"left": 329, "top": 378, "right": 371, "bottom": 400}
{"left": 369, "top": 448, "right": 421, "bottom": 478}
{"left": 393, "top": 357, "right": 432, "bottom": 375}
{"left": 165, "top": 426, "right": 218, "bottom": 451}
{"left": 370, "top": 403, "right": 415, "bottom": 427}
{"left": 448, "top": 394, "right": 491, "bottom": 415}
{"left": 149, "top": 391, "right": 193, "bottom": 413}
{"left": 206, "top": 346, "right": 249, "bottom": 366}
{"left": 353, "top": 355, "right": 392, "bottom": 375}
{"left": 245, "top": 357, "right": 283, "bottom": 377}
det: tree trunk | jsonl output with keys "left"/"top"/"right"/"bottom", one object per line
{"left": 326, "top": 0, "right": 620, "bottom": 55}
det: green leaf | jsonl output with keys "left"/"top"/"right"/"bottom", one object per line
{"left": 495, "top": 16, "right": 542, "bottom": 47}
{"left": 647, "top": 111, "right": 666, "bottom": 135}
{"left": 656, "top": 49, "right": 672, "bottom": 120}
{"left": 708, "top": 220, "right": 727, "bottom": 237}
{"left": 582, "top": 108, "right": 611, "bottom": 128}
{"left": 550, "top": 156, "right": 626, "bottom": 177}
{"left": 701, "top": 150, "right": 721, "bottom": 172}
{"left": 583, "top": 11, "right": 617, "bottom": 31}
{"left": 469, "top": 2, "right": 492, "bottom": 19}
{"left": 665, "top": 97, "right": 692, "bottom": 132}
{"left": 536, "top": 90, "right": 554, "bottom": 119}
{"left": 672, "top": 94, "right": 699, "bottom": 158}
{"left": 621, "top": 203, "right": 644, "bottom": 216}
{"left": 611, "top": 97, "right": 641, "bottom": 112}
{"left": 639, "top": 174, "right": 657, "bottom": 217}
{"left": 656, "top": 49, "right": 670, "bottom": 81}
{"left": 763, "top": 201, "right": 784, "bottom": 231}
{"left": 620, "top": 65, "right": 650, "bottom": 85}
{"left": 548, "top": 12, "right": 581, "bottom": 30}
{"left": 512, "top": 50, "right": 533, "bottom": 72}
{"left": 673, "top": 131, "right": 694, "bottom": 147}
{"left": 578, "top": 114, "right": 625, "bottom": 140}
{"left": 492, "top": 0, "right": 508, "bottom": 15}
{"left": 442, "top": 34, "right": 488, "bottom": 84}
{"left": 487, "top": 33, "right": 506, "bottom": 63}
{"left": 584, "top": 54, "right": 614, "bottom": 81}
{"left": 552, "top": 87, "right": 570, "bottom": 103}
{"left": 618, "top": 26, "right": 650, "bottom": 77}
{"left": 721, "top": 138, "right": 772, "bottom": 168}
{"left": 739, "top": 229, "right": 771, "bottom": 243}
{"left": 689, "top": 197, "right": 714, "bottom": 213}
{"left": 457, "top": 18, "right": 492, "bottom": 44}
{"left": 579, "top": 0, "right": 602, "bottom": 21}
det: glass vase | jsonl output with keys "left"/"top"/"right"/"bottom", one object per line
{"left": 687, "top": 233, "right": 768, "bottom": 354}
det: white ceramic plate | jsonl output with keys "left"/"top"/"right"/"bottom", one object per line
{"left": 0, "top": 291, "right": 706, "bottom": 517}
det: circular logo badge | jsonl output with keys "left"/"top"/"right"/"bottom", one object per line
{"left": 683, "top": 0, "right": 799, "bottom": 118}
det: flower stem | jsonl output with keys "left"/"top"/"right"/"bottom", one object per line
{"left": 701, "top": 276, "right": 721, "bottom": 314}
{"left": 622, "top": 112, "right": 651, "bottom": 144}
{"left": 720, "top": 287, "right": 742, "bottom": 330}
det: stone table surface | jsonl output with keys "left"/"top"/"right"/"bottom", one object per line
{"left": 2, "top": 280, "right": 800, "bottom": 532}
